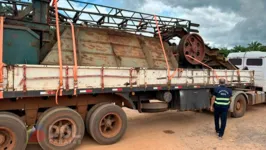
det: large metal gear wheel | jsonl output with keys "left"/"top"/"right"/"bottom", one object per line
{"left": 178, "top": 33, "right": 205, "bottom": 65}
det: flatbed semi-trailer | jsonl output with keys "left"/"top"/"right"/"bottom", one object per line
{"left": 0, "top": 64, "right": 257, "bottom": 150}
{"left": 0, "top": 1, "right": 264, "bottom": 150}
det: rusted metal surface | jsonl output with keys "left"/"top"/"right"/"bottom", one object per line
{"left": 49, "top": 118, "right": 77, "bottom": 147}
{"left": 174, "top": 29, "right": 236, "bottom": 69}
{"left": 42, "top": 27, "right": 178, "bottom": 69}
{"left": 42, "top": 26, "right": 231, "bottom": 69}
{"left": 99, "top": 112, "right": 122, "bottom": 138}
{"left": 112, "top": 45, "right": 145, "bottom": 59}
{"left": 76, "top": 105, "right": 88, "bottom": 121}
{"left": 25, "top": 103, "right": 38, "bottom": 126}
{"left": 0, "top": 127, "right": 15, "bottom": 149}
{"left": 179, "top": 33, "right": 205, "bottom": 65}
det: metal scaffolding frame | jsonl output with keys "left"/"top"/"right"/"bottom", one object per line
{"left": 0, "top": 0, "right": 200, "bottom": 37}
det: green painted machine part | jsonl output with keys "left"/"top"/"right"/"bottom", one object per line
{"left": 3, "top": 25, "right": 40, "bottom": 65}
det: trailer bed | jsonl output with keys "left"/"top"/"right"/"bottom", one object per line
{"left": 1, "top": 65, "right": 254, "bottom": 98}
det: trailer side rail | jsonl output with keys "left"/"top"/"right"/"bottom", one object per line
{"left": 1, "top": 65, "right": 254, "bottom": 98}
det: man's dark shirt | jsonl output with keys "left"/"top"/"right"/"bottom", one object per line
{"left": 213, "top": 85, "right": 232, "bottom": 109}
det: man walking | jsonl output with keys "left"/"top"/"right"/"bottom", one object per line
{"left": 210, "top": 78, "right": 232, "bottom": 140}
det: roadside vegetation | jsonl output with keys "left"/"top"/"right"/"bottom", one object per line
{"left": 218, "top": 41, "right": 266, "bottom": 57}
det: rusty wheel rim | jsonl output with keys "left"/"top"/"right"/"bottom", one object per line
{"left": 179, "top": 33, "right": 205, "bottom": 65}
{"left": 99, "top": 113, "right": 122, "bottom": 138}
{"left": 236, "top": 98, "right": 245, "bottom": 112}
{"left": 236, "top": 101, "right": 241, "bottom": 110}
{"left": 0, "top": 127, "right": 15, "bottom": 150}
{"left": 48, "top": 118, "right": 77, "bottom": 147}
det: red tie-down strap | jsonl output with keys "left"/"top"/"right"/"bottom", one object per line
{"left": 0, "top": 17, "right": 4, "bottom": 99}
{"left": 53, "top": 0, "right": 63, "bottom": 104}
{"left": 185, "top": 55, "right": 220, "bottom": 80}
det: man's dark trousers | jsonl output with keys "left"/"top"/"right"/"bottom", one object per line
{"left": 214, "top": 104, "right": 229, "bottom": 137}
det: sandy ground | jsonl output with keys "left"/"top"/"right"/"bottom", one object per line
{"left": 27, "top": 104, "right": 266, "bottom": 150}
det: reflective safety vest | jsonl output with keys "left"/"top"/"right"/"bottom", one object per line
{"left": 215, "top": 97, "right": 230, "bottom": 106}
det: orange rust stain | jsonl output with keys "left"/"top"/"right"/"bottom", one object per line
{"left": 89, "top": 57, "right": 93, "bottom": 61}
{"left": 60, "top": 40, "right": 72, "bottom": 49}
{"left": 65, "top": 55, "right": 73, "bottom": 62}
{"left": 154, "top": 61, "right": 167, "bottom": 68}
{"left": 52, "top": 27, "right": 174, "bottom": 68}
{"left": 81, "top": 54, "right": 117, "bottom": 66}
{"left": 154, "top": 60, "right": 174, "bottom": 69}
{"left": 144, "top": 40, "right": 165, "bottom": 52}
{"left": 120, "top": 58, "right": 148, "bottom": 67}
{"left": 113, "top": 45, "right": 145, "bottom": 58}
{"left": 81, "top": 54, "right": 88, "bottom": 58}
{"left": 83, "top": 31, "right": 109, "bottom": 42}
{"left": 62, "top": 29, "right": 72, "bottom": 38}
{"left": 151, "top": 51, "right": 165, "bottom": 60}
{"left": 110, "top": 36, "right": 140, "bottom": 47}
{"left": 81, "top": 43, "right": 110, "bottom": 53}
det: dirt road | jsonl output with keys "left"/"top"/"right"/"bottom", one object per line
{"left": 27, "top": 104, "right": 266, "bottom": 150}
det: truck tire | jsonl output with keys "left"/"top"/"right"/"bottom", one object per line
{"left": 231, "top": 94, "right": 247, "bottom": 118}
{"left": 0, "top": 112, "right": 27, "bottom": 150}
{"left": 85, "top": 102, "right": 110, "bottom": 136}
{"left": 36, "top": 107, "right": 85, "bottom": 150}
{"left": 141, "top": 102, "right": 168, "bottom": 112}
{"left": 89, "top": 104, "right": 127, "bottom": 145}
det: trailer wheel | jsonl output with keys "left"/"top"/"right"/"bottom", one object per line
{"left": 0, "top": 112, "right": 27, "bottom": 150}
{"left": 89, "top": 104, "right": 127, "bottom": 145}
{"left": 231, "top": 95, "right": 247, "bottom": 118}
{"left": 85, "top": 102, "right": 110, "bottom": 136}
{"left": 36, "top": 107, "right": 85, "bottom": 150}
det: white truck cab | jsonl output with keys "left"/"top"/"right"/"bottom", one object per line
{"left": 227, "top": 51, "right": 266, "bottom": 118}
{"left": 227, "top": 51, "right": 266, "bottom": 91}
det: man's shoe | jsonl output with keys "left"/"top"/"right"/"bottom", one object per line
{"left": 218, "top": 136, "right": 223, "bottom": 140}
{"left": 216, "top": 131, "right": 219, "bottom": 136}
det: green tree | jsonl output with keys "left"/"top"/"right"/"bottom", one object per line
{"left": 218, "top": 41, "right": 266, "bottom": 57}
{"left": 231, "top": 45, "right": 246, "bottom": 52}
{"left": 259, "top": 46, "right": 266, "bottom": 52}
{"left": 219, "top": 47, "right": 230, "bottom": 57}
{"left": 247, "top": 41, "right": 262, "bottom": 51}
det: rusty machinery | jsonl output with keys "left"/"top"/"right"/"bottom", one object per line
{"left": 0, "top": 0, "right": 236, "bottom": 69}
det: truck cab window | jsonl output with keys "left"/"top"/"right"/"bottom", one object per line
{"left": 246, "top": 59, "right": 263, "bottom": 66}
{"left": 229, "top": 58, "right": 242, "bottom": 65}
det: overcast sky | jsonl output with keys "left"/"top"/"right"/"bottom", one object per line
{"left": 71, "top": 0, "right": 266, "bottom": 48}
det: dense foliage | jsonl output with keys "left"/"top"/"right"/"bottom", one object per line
{"left": 218, "top": 41, "right": 266, "bottom": 57}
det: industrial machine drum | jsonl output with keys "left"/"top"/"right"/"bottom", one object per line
{"left": 179, "top": 33, "right": 205, "bottom": 65}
